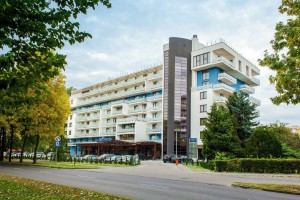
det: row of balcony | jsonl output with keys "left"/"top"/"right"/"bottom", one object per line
{"left": 77, "top": 73, "right": 163, "bottom": 98}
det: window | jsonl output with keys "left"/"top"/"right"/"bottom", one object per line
{"left": 193, "top": 52, "right": 210, "bottom": 66}
{"left": 68, "top": 131, "right": 71, "bottom": 135}
{"left": 143, "top": 74, "right": 147, "bottom": 77}
{"left": 86, "top": 130, "right": 89, "bottom": 134}
{"left": 238, "top": 60, "right": 242, "bottom": 71}
{"left": 200, "top": 131, "right": 202, "bottom": 139}
{"left": 153, "top": 113, "right": 157, "bottom": 118}
{"left": 70, "top": 100, "right": 73, "bottom": 104}
{"left": 246, "top": 65, "right": 249, "bottom": 76}
{"left": 153, "top": 81, "right": 158, "bottom": 85}
{"left": 114, "top": 91, "right": 117, "bottom": 94}
{"left": 200, "top": 118, "right": 206, "bottom": 126}
{"left": 69, "top": 115, "right": 72, "bottom": 120}
{"left": 113, "top": 118, "right": 117, "bottom": 122}
{"left": 200, "top": 91, "right": 207, "bottom": 100}
{"left": 115, "top": 82, "right": 118, "bottom": 85}
{"left": 154, "top": 71, "right": 157, "bottom": 75}
{"left": 202, "top": 70, "right": 209, "bottom": 80}
{"left": 69, "top": 123, "right": 72, "bottom": 127}
{"left": 200, "top": 104, "right": 207, "bottom": 113}
{"left": 142, "top": 114, "right": 146, "bottom": 118}
{"left": 124, "top": 88, "right": 128, "bottom": 92}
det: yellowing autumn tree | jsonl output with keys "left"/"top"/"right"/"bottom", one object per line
{"left": 28, "top": 72, "right": 70, "bottom": 163}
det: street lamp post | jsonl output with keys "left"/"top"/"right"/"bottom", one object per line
{"left": 175, "top": 131, "right": 177, "bottom": 157}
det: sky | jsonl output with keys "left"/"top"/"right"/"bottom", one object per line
{"left": 61, "top": 0, "right": 300, "bottom": 126}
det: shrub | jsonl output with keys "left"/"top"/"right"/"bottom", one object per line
{"left": 215, "top": 159, "right": 300, "bottom": 174}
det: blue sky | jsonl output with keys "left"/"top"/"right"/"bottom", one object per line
{"left": 62, "top": 0, "right": 300, "bottom": 126}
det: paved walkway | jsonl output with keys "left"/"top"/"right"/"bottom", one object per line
{"left": 84, "top": 160, "right": 300, "bottom": 186}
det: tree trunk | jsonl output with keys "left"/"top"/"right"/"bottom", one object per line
{"left": 20, "top": 131, "right": 27, "bottom": 163}
{"left": 0, "top": 127, "right": 6, "bottom": 162}
{"left": 33, "top": 134, "right": 40, "bottom": 164}
{"left": 8, "top": 125, "right": 14, "bottom": 163}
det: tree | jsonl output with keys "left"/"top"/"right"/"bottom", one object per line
{"left": 227, "top": 92, "right": 259, "bottom": 148}
{"left": 66, "top": 86, "right": 76, "bottom": 96}
{"left": 0, "top": 0, "right": 111, "bottom": 93}
{"left": 27, "top": 72, "right": 70, "bottom": 163}
{"left": 202, "top": 104, "right": 241, "bottom": 160}
{"left": 258, "top": 0, "right": 300, "bottom": 105}
{"left": 269, "top": 122, "right": 300, "bottom": 150}
{"left": 245, "top": 126, "right": 282, "bottom": 158}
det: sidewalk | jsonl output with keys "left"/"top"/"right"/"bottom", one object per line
{"left": 84, "top": 160, "right": 300, "bottom": 186}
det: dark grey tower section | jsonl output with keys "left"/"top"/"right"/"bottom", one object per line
{"left": 163, "top": 37, "right": 192, "bottom": 155}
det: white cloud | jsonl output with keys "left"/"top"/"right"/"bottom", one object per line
{"left": 63, "top": 0, "right": 300, "bottom": 126}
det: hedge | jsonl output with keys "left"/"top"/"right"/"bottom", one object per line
{"left": 215, "top": 159, "right": 300, "bottom": 174}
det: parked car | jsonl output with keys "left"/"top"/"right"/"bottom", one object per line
{"left": 47, "top": 152, "right": 55, "bottom": 158}
{"left": 121, "top": 155, "right": 132, "bottom": 162}
{"left": 163, "top": 154, "right": 177, "bottom": 163}
{"left": 108, "top": 155, "right": 122, "bottom": 163}
{"left": 29, "top": 152, "right": 46, "bottom": 159}
{"left": 82, "top": 154, "right": 98, "bottom": 161}
{"left": 98, "top": 154, "right": 115, "bottom": 161}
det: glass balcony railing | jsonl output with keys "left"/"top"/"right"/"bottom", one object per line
{"left": 192, "top": 83, "right": 235, "bottom": 93}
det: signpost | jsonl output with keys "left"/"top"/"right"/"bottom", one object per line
{"left": 189, "top": 138, "right": 197, "bottom": 160}
{"left": 55, "top": 136, "right": 61, "bottom": 162}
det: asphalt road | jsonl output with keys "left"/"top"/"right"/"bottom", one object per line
{"left": 1, "top": 163, "right": 299, "bottom": 200}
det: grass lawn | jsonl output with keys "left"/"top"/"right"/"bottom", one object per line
{"left": 2, "top": 159, "right": 135, "bottom": 169}
{"left": 0, "top": 173, "right": 129, "bottom": 200}
{"left": 232, "top": 182, "right": 300, "bottom": 195}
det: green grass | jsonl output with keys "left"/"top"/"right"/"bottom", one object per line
{"left": 2, "top": 159, "right": 135, "bottom": 169}
{"left": 232, "top": 182, "right": 300, "bottom": 195}
{"left": 184, "top": 164, "right": 212, "bottom": 172}
{"left": 0, "top": 173, "right": 129, "bottom": 200}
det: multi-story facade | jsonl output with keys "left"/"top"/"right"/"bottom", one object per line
{"left": 190, "top": 35, "right": 260, "bottom": 158}
{"left": 66, "top": 65, "right": 163, "bottom": 158}
{"left": 66, "top": 35, "right": 260, "bottom": 159}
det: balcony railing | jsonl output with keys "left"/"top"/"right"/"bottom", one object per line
{"left": 149, "top": 83, "right": 162, "bottom": 90}
{"left": 251, "top": 76, "right": 260, "bottom": 85}
{"left": 147, "top": 94, "right": 163, "bottom": 101}
{"left": 215, "top": 56, "right": 235, "bottom": 69}
{"left": 127, "top": 98, "right": 147, "bottom": 104}
{"left": 249, "top": 96, "right": 261, "bottom": 106}
{"left": 215, "top": 96, "right": 228, "bottom": 105}
{"left": 192, "top": 83, "right": 235, "bottom": 93}
{"left": 101, "top": 122, "right": 116, "bottom": 127}
{"left": 147, "top": 128, "right": 162, "bottom": 133}
{"left": 117, "top": 128, "right": 135, "bottom": 133}
{"left": 100, "top": 131, "right": 116, "bottom": 136}
{"left": 218, "top": 72, "right": 237, "bottom": 84}
{"left": 117, "top": 117, "right": 146, "bottom": 123}
{"left": 147, "top": 117, "right": 162, "bottom": 122}
{"left": 240, "top": 84, "right": 255, "bottom": 94}
{"left": 129, "top": 108, "right": 147, "bottom": 114}
{"left": 111, "top": 110, "right": 123, "bottom": 115}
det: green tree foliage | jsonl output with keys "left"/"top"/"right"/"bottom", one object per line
{"left": 258, "top": 0, "right": 300, "bottom": 104}
{"left": 202, "top": 104, "right": 241, "bottom": 160}
{"left": 227, "top": 92, "right": 259, "bottom": 148}
{"left": 0, "top": 0, "right": 111, "bottom": 93}
{"left": 66, "top": 86, "right": 76, "bottom": 96}
{"left": 269, "top": 123, "right": 300, "bottom": 150}
{"left": 245, "top": 126, "right": 282, "bottom": 158}
{"left": 281, "top": 143, "right": 300, "bottom": 159}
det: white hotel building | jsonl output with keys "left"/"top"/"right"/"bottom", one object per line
{"left": 66, "top": 35, "right": 260, "bottom": 159}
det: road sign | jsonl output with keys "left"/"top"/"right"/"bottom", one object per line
{"left": 55, "top": 141, "right": 61, "bottom": 147}
{"left": 55, "top": 136, "right": 61, "bottom": 142}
